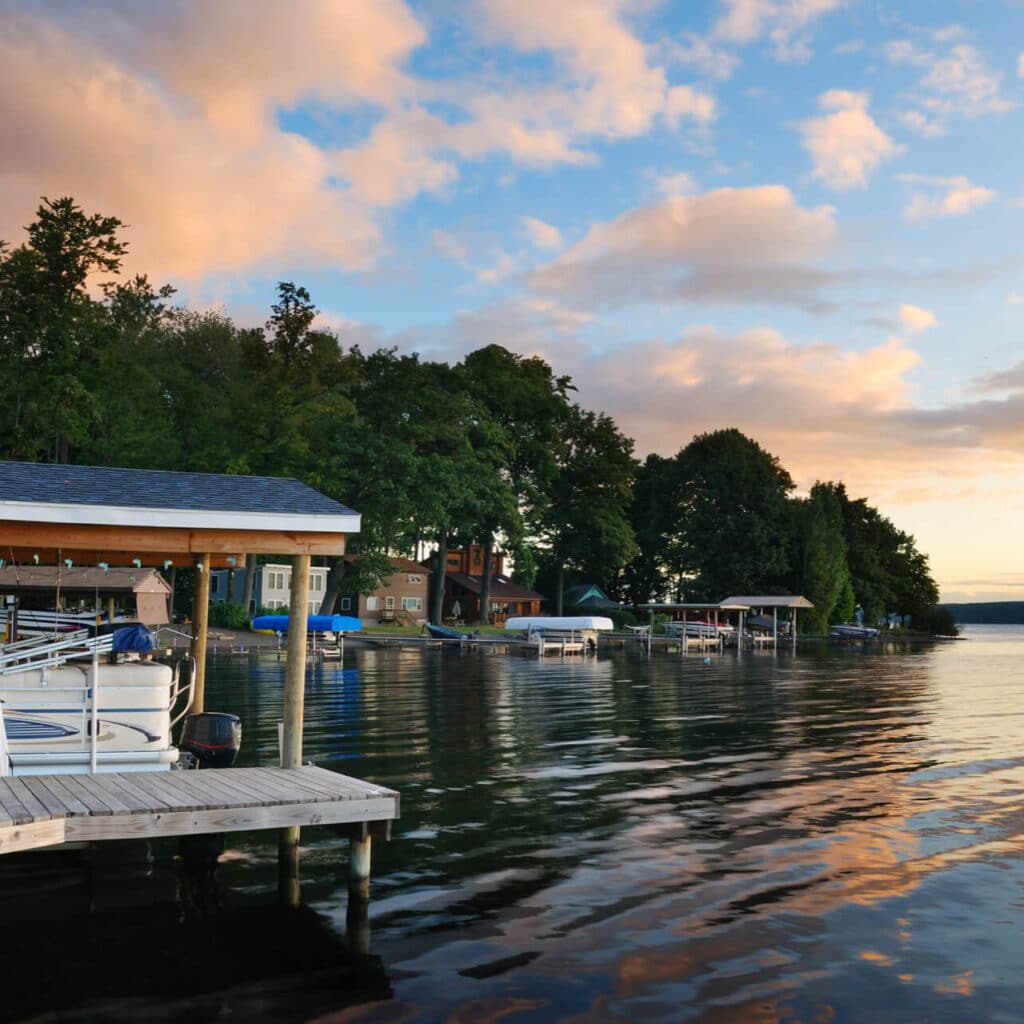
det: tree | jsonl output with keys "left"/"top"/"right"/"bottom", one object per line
{"left": 539, "top": 406, "right": 638, "bottom": 613}
{"left": 674, "top": 429, "right": 795, "bottom": 601}
{"left": 458, "top": 345, "right": 574, "bottom": 622}
{"left": 619, "top": 453, "right": 686, "bottom": 604}
{"left": 0, "top": 197, "right": 127, "bottom": 461}
{"left": 790, "top": 482, "right": 855, "bottom": 633}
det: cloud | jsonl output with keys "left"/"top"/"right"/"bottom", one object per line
{"left": 527, "top": 185, "right": 838, "bottom": 309}
{"left": 713, "top": 0, "right": 847, "bottom": 62}
{"left": 0, "top": 12, "right": 383, "bottom": 280}
{"left": 477, "top": 0, "right": 717, "bottom": 139}
{"left": 898, "top": 304, "right": 937, "bottom": 332}
{"left": 660, "top": 32, "right": 740, "bottom": 81}
{"left": 897, "top": 174, "right": 995, "bottom": 221}
{"left": 432, "top": 230, "right": 471, "bottom": 262}
{"left": 886, "top": 38, "right": 1013, "bottom": 132}
{"left": 895, "top": 110, "right": 946, "bottom": 138}
{"left": 921, "top": 44, "right": 1015, "bottom": 118}
{"left": 799, "top": 91, "right": 901, "bottom": 190}
{"left": 522, "top": 217, "right": 563, "bottom": 251}
{"left": 647, "top": 170, "right": 700, "bottom": 197}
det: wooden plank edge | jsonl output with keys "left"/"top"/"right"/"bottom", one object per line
{"left": 64, "top": 796, "right": 399, "bottom": 842}
{"left": 0, "top": 817, "right": 66, "bottom": 854}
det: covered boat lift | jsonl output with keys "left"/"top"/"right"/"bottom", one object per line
{"left": 637, "top": 595, "right": 813, "bottom": 649}
{"left": 0, "top": 461, "right": 391, "bottom": 932}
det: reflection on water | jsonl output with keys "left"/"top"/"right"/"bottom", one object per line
{"left": 4, "top": 626, "right": 1024, "bottom": 1022}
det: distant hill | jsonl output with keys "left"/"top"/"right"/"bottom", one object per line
{"left": 940, "top": 602, "right": 1024, "bottom": 624}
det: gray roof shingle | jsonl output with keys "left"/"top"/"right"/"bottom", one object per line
{"left": 0, "top": 461, "right": 356, "bottom": 517}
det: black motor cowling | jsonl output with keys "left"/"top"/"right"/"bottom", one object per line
{"left": 179, "top": 712, "right": 242, "bottom": 769}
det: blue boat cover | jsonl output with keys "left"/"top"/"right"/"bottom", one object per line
{"left": 112, "top": 624, "right": 157, "bottom": 652}
{"left": 251, "top": 614, "right": 362, "bottom": 633}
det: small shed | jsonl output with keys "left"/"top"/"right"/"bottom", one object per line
{"left": 0, "top": 565, "right": 172, "bottom": 625}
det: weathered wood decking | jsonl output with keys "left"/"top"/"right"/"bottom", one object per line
{"left": 0, "top": 765, "right": 399, "bottom": 855}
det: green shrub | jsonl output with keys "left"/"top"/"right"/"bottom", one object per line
{"left": 912, "top": 605, "right": 960, "bottom": 636}
{"left": 208, "top": 602, "right": 251, "bottom": 629}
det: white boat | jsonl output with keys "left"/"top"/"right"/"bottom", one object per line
{"left": 829, "top": 624, "right": 880, "bottom": 641}
{"left": 504, "top": 616, "right": 613, "bottom": 654}
{"left": 0, "top": 629, "right": 193, "bottom": 776}
{"left": 504, "top": 616, "right": 614, "bottom": 632}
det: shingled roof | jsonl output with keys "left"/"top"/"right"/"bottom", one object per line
{"left": 0, "top": 461, "right": 359, "bottom": 532}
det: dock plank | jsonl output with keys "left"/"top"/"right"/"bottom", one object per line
{"left": 3, "top": 777, "right": 56, "bottom": 821}
{"left": 70, "top": 774, "right": 135, "bottom": 814}
{"left": 33, "top": 775, "right": 91, "bottom": 816}
{"left": 0, "top": 765, "right": 400, "bottom": 852}
{"left": 21, "top": 776, "right": 71, "bottom": 818}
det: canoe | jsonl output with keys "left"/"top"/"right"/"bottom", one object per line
{"left": 251, "top": 614, "right": 362, "bottom": 633}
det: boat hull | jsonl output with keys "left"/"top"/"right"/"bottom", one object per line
{"left": 0, "top": 661, "right": 179, "bottom": 775}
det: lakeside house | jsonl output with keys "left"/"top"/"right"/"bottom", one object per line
{"left": 210, "top": 556, "right": 432, "bottom": 625}
{"left": 340, "top": 556, "right": 431, "bottom": 626}
{"left": 210, "top": 562, "right": 330, "bottom": 614}
{"left": 442, "top": 546, "right": 545, "bottom": 625}
{"left": 0, "top": 565, "right": 172, "bottom": 625}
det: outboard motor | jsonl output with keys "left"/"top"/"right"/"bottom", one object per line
{"left": 179, "top": 712, "right": 242, "bottom": 769}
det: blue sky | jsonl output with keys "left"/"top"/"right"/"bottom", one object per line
{"left": 2, "top": 0, "right": 1023, "bottom": 600}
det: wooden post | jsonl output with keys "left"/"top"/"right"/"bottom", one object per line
{"left": 190, "top": 554, "right": 212, "bottom": 713}
{"left": 792, "top": 609, "right": 798, "bottom": 649}
{"left": 281, "top": 553, "right": 311, "bottom": 769}
{"left": 279, "top": 554, "right": 311, "bottom": 884}
{"left": 105, "top": 595, "right": 116, "bottom": 623}
{"left": 347, "top": 834, "right": 372, "bottom": 954}
{"left": 772, "top": 607, "right": 778, "bottom": 648}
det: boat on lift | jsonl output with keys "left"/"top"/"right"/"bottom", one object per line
{"left": 0, "top": 626, "right": 195, "bottom": 776}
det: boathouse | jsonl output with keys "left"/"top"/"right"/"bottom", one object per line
{"left": 0, "top": 564, "right": 172, "bottom": 625}
{"left": 0, "top": 461, "right": 397, "bottom": 917}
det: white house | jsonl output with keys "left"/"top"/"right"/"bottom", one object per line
{"left": 210, "top": 562, "right": 330, "bottom": 615}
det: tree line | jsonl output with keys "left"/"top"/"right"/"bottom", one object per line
{"left": 0, "top": 198, "right": 949, "bottom": 633}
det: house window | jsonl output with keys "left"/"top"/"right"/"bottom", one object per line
{"left": 407, "top": 575, "right": 421, "bottom": 584}
{"left": 341, "top": 597, "right": 352, "bottom": 611}
{"left": 401, "top": 597, "right": 423, "bottom": 612}
{"left": 211, "top": 576, "right": 220, "bottom": 595}
{"left": 311, "top": 575, "right": 323, "bottom": 591}
{"left": 269, "top": 571, "right": 287, "bottom": 591}
{"left": 366, "top": 597, "right": 378, "bottom": 611}
{"left": 385, "top": 596, "right": 395, "bottom": 610}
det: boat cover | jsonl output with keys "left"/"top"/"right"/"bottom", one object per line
{"left": 112, "top": 624, "right": 157, "bottom": 652}
{"left": 505, "top": 616, "right": 614, "bottom": 631}
{"left": 251, "top": 614, "right": 362, "bottom": 633}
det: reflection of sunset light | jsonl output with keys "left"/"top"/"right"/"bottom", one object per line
{"left": 860, "top": 950, "right": 897, "bottom": 967}
{"left": 935, "top": 970, "right": 974, "bottom": 997}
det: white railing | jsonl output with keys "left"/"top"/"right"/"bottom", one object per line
{"left": 0, "top": 630, "right": 114, "bottom": 676}
{"left": 0, "top": 701, "right": 9, "bottom": 778}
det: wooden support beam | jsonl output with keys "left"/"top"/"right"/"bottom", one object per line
{"left": 0, "top": 521, "right": 347, "bottom": 557}
{"left": 282, "top": 553, "right": 311, "bottom": 769}
{"left": 1, "top": 548, "right": 244, "bottom": 569}
{"left": 190, "top": 554, "right": 212, "bottom": 713}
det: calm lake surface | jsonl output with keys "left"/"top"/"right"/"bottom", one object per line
{"left": 5, "top": 625, "right": 1024, "bottom": 1022}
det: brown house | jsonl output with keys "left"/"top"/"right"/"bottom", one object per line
{"left": 339, "top": 556, "right": 431, "bottom": 625}
{"left": 442, "top": 546, "right": 544, "bottom": 625}
{"left": 0, "top": 565, "right": 172, "bottom": 625}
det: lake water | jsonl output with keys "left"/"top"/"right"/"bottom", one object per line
{"left": 4, "top": 625, "right": 1024, "bottom": 1022}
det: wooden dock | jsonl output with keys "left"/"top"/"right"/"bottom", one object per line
{"left": 0, "top": 765, "right": 399, "bottom": 855}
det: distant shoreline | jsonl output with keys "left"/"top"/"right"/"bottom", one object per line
{"left": 940, "top": 602, "right": 1024, "bottom": 625}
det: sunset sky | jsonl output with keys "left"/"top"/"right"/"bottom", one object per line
{"left": 2, "top": 1, "right": 1022, "bottom": 602}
